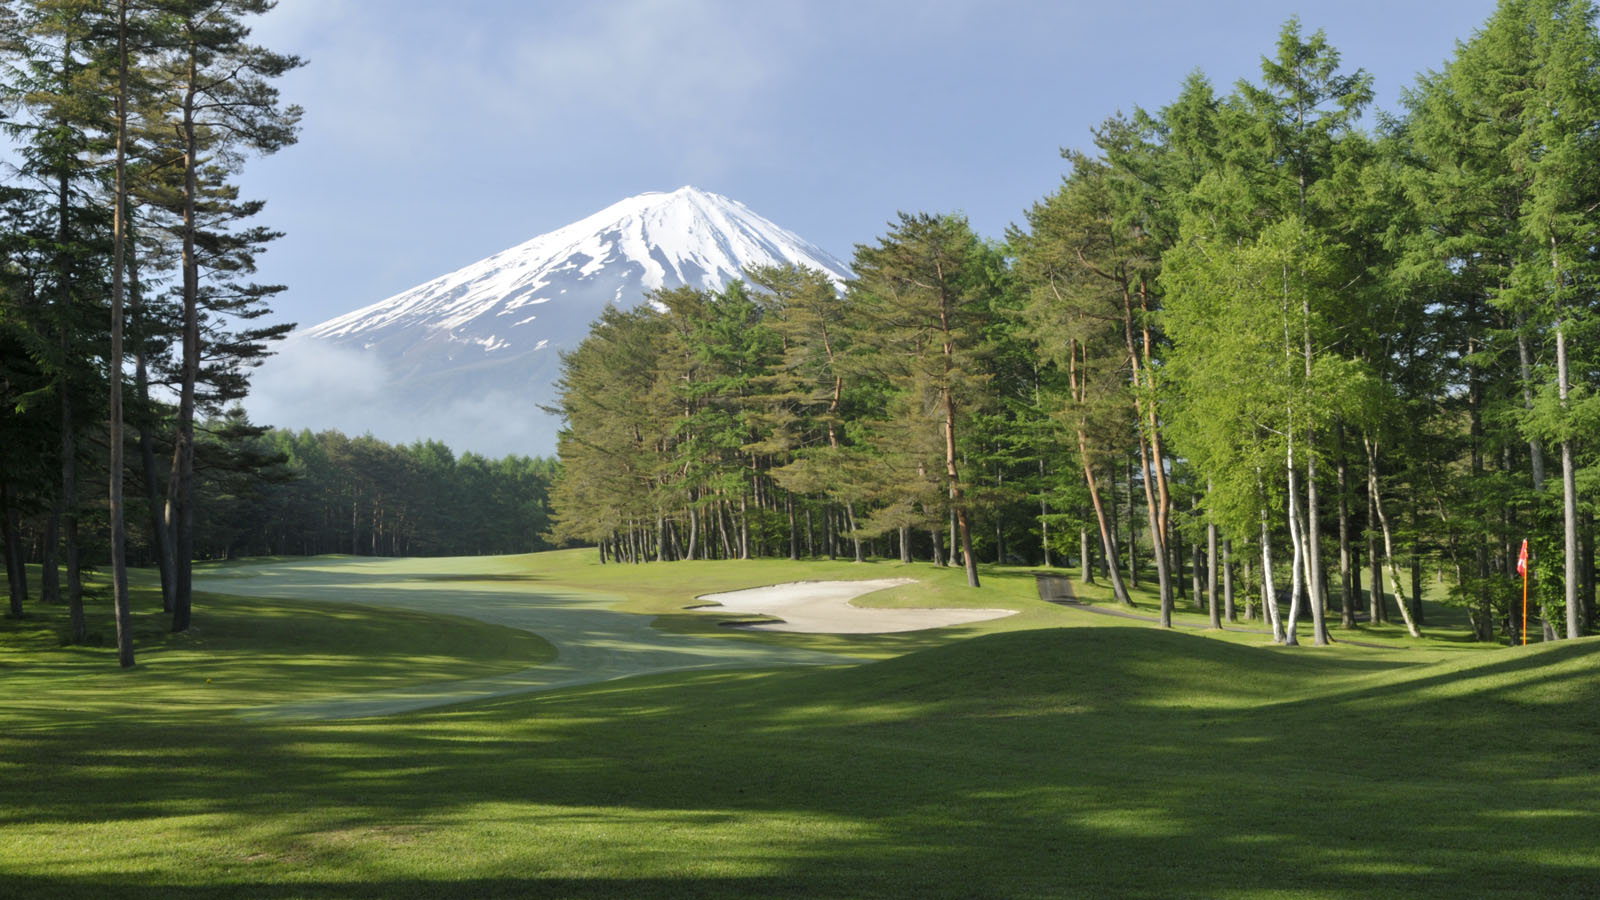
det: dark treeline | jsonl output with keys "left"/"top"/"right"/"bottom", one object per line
{"left": 6, "top": 413, "right": 556, "bottom": 564}
{"left": 225, "top": 428, "right": 557, "bottom": 560}
{"left": 552, "top": 2, "right": 1600, "bottom": 646}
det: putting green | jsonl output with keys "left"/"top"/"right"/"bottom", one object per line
{"left": 195, "top": 556, "right": 861, "bottom": 720}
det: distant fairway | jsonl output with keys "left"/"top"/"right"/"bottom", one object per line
{"left": 192, "top": 556, "right": 865, "bottom": 719}
{"left": 3, "top": 551, "right": 1599, "bottom": 898}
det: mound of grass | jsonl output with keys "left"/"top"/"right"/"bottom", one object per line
{"left": 4, "top": 568, "right": 1597, "bottom": 900}
{"left": 0, "top": 580, "right": 554, "bottom": 730}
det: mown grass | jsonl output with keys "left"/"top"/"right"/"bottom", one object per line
{"left": 3, "top": 553, "right": 1596, "bottom": 898}
{"left": 0, "top": 574, "right": 554, "bottom": 730}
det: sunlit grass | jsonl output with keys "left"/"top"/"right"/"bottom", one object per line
{"left": 2, "top": 552, "right": 1596, "bottom": 898}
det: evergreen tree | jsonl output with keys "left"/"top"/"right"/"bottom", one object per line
{"left": 141, "top": 0, "right": 301, "bottom": 632}
{"left": 850, "top": 213, "right": 993, "bottom": 586}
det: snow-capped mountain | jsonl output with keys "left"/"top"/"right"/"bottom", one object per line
{"left": 249, "top": 187, "right": 851, "bottom": 457}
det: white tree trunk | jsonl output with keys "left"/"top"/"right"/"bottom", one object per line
{"left": 1365, "top": 436, "right": 1421, "bottom": 638}
{"left": 1558, "top": 325, "right": 1580, "bottom": 638}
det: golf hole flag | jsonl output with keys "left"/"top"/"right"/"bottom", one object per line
{"left": 1518, "top": 539, "right": 1530, "bottom": 646}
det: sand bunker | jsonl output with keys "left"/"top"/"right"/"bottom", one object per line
{"left": 692, "top": 578, "right": 1017, "bottom": 634}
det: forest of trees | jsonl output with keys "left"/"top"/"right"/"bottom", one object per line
{"left": 0, "top": 3, "right": 561, "bottom": 666}
{"left": 551, "top": 2, "right": 1600, "bottom": 646}
{"left": 0, "top": 0, "right": 309, "bottom": 665}
{"left": 199, "top": 426, "right": 556, "bottom": 561}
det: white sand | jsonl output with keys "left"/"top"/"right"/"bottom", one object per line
{"left": 692, "top": 578, "right": 1017, "bottom": 634}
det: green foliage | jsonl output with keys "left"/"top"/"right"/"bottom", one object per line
{"left": 226, "top": 426, "right": 559, "bottom": 559}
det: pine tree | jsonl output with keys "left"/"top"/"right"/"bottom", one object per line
{"left": 140, "top": 0, "right": 301, "bottom": 631}
{"left": 850, "top": 213, "right": 993, "bottom": 587}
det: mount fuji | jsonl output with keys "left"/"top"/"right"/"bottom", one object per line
{"left": 249, "top": 187, "right": 851, "bottom": 457}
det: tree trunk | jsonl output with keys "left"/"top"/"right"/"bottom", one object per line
{"left": 1367, "top": 485, "right": 1384, "bottom": 624}
{"left": 686, "top": 499, "right": 699, "bottom": 561}
{"left": 1243, "top": 552, "right": 1256, "bottom": 621}
{"left": 171, "top": 49, "right": 203, "bottom": 633}
{"left": 787, "top": 493, "right": 799, "bottom": 561}
{"left": 1337, "top": 439, "right": 1354, "bottom": 628}
{"left": 109, "top": 2, "right": 134, "bottom": 667}
{"left": 717, "top": 499, "right": 733, "bottom": 559}
{"left": 1305, "top": 437, "right": 1327, "bottom": 633}
{"left": 1192, "top": 541, "right": 1204, "bottom": 612}
{"left": 2, "top": 484, "right": 26, "bottom": 618}
{"left": 1409, "top": 502, "right": 1425, "bottom": 627}
{"left": 667, "top": 515, "right": 683, "bottom": 561}
{"left": 1517, "top": 325, "right": 1548, "bottom": 489}
{"left": 1260, "top": 500, "right": 1284, "bottom": 642}
{"left": 1039, "top": 457, "right": 1053, "bottom": 567}
{"left": 1583, "top": 512, "right": 1595, "bottom": 635}
{"left": 61, "top": 326, "right": 83, "bottom": 642}
{"left": 1174, "top": 526, "right": 1187, "bottom": 603}
{"left": 1206, "top": 505, "right": 1220, "bottom": 629}
{"left": 1138, "top": 436, "right": 1172, "bottom": 626}
{"left": 1365, "top": 435, "right": 1421, "bottom": 638}
{"left": 845, "top": 501, "right": 863, "bottom": 562}
{"left": 1558, "top": 325, "right": 1580, "bottom": 638}
{"left": 739, "top": 493, "right": 750, "bottom": 560}
{"left": 1080, "top": 435, "right": 1132, "bottom": 606}
{"left": 956, "top": 506, "right": 980, "bottom": 587}
{"left": 1284, "top": 452, "right": 1305, "bottom": 647}
{"left": 40, "top": 513, "right": 58, "bottom": 604}
{"left": 1222, "top": 539, "right": 1236, "bottom": 622}
{"left": 1124, "top": 456, "right": 1137, "bottom": 588}
{"left": 1123, "top": 286, "right": 1173, "bottom": 617}
{"left": 942, "top": 387, "right": 979, "bottom": 587}
{"left": 55, "top": 104, "right": 85, "bottom": 643}
{"left": 1410, "top": 545, "right": 1424, "bottom": 627}
{"left": 1080, "top": 528, "right": 1093, "bottom": 584}
{"left": 823, "top": 504, "right": 835, "bottom": 559}
{"left": 1467, "top": 329, "right": 1492, "bottom": 640}
{"left": 940, "top": 493, "right": 953, "bottom": 563}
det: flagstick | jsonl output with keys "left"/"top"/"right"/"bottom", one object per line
{"left": 1517, "top": 538, "right": 1530, "bottom": 646}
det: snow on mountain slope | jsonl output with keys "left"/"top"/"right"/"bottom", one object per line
{"left": 249, "top": 187, "right": 850, "bottom": 457}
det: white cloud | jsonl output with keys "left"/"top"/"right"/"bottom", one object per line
{"left": 505, "top": 0, "right": 784, "bottom": 129}
{"left": 246, "top": 335, "right": 388, "bottom": 432}
{"left": 247, "top": 336, "right": 560, "bottom": 457}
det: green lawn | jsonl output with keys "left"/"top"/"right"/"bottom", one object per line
{"left": 2, "top": 552, "right": 1596, "bottom": 898}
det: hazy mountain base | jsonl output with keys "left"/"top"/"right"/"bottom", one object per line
{"left": 249, "top": 335, "right": 566, "bottom": 456}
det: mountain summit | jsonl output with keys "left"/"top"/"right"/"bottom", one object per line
{"left": 250, "top": 187, "right": 850, "bottom": 456}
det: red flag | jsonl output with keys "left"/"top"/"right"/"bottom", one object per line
{"left": 1517, "top": 539, "right": 1529, "bottom": 577}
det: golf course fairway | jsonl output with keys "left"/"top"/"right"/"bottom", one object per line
{"left": 192, "top": 556, "right": 870, "bottom": 719}
{"left": 4, "top": 551, "right": 1600, "bottom": 898}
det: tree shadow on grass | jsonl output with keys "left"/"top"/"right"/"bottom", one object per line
{"left": 5, "top": 629, "right": 1600, "bottom": 897}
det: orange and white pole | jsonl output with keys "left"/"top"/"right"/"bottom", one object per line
{"left": 1517, "top": 539, "right": 1529, "bottom": 646}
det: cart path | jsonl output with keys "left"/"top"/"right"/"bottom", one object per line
{"left": 1035, "top": 574, "right": 1394, "bottom": 649}
{"left": 195, "top": 557, "right": 862, "bottom": 721}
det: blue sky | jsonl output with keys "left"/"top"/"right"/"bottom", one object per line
{"left": 245, "top": 0, "right": 1500, "bottom": 330}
